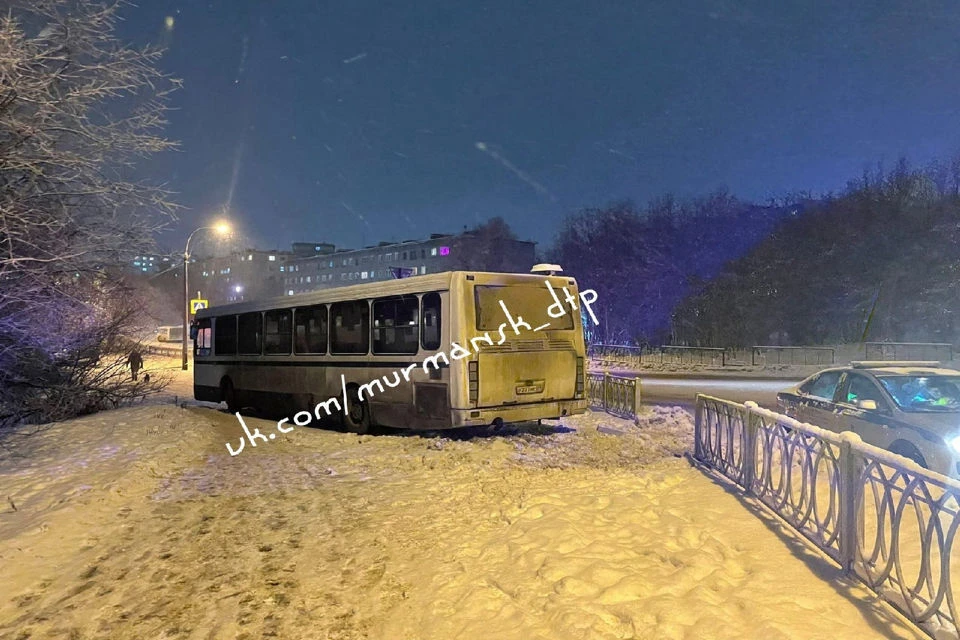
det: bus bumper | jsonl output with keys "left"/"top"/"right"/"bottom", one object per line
{"left": 450, "top": 399, "right": 589, "bottom": 428}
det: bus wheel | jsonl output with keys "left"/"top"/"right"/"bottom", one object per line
{"left": 221, "top": 378, "right": 240, "bottom": 413}
{"left": 342, "top": 385, "right": 371, "bottom": 434}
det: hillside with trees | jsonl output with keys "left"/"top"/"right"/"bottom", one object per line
{"left": 0, "top": 0, "right": 178, "bottom": 430}
{"left": 549, "top": 192, "right": 795, "bottom": 345}
{"left": 672, "top": 159, "right": 960, "bottom": 348}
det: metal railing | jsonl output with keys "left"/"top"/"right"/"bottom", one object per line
{"left": 865, "top": 342, "right": 954, "bottom": 363}
{"left": 587, "top": 372, "right": 641, "bottom": 418}
{"left": 694, "top": 394, "right": 960, "bottom": 638}
{"left": 588, "top": 344, "right": 645, "bottom": 369}
{"left": 751, "top": 345, "right": 836, "bottom": 366}
{"left": 660, "top": 345, "right": 727, "bottom": 366}
{"left": 143, "top": 344, "right": 181, "bottom": 358}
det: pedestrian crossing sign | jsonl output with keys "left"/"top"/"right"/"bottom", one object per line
{"left": 191, "top": 299, "right": 208, "bottom": 314}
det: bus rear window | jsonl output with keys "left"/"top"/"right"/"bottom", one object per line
{"left": 474, "top": 284, "right": 574, "bottom": 331}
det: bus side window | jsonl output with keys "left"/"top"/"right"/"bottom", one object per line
{"left": 294, "top": 305, "right": 327, "bottom": 354}
{"left": 215, "top": 315, "right": 237, "bottom": 355}
{"left": 330, "top": 300, "right": 369, "bottom": 354}
{"left": 373, "top": 295, "right": 419, "bottom": 355}
{"left": 264, "top": 309, "right": 292, "bottom": 355}
{"left": 422, "top": 292, "right": 441, "bottom": 351}
{"left": 238, "top": 312, "right": 262, "bottom": 355}
{"left": 194, "top": 318, "right": 212, "bottom": 357}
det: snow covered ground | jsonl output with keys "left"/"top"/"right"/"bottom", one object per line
{"left": 0, "top": 374, "right": 925, "bottom": 639}
{"left": 591, "top": 343, "right": 960, "bottom": 380}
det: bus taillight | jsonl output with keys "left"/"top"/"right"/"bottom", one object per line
{"left": 468, "top": 360, "right": 479, "bottom": 403}
{"left": 576, "top": 357, "right": 584, "bottom": 397}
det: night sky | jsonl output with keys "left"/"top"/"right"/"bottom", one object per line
{"left": 119, "top": 0, "right": 960, "bottom": 252}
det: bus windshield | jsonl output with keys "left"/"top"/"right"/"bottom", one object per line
{"left": 474, "top": 284, "right": 575, "bottom": 332}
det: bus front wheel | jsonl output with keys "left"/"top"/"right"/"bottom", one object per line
{"left": 221, "top": 379, "right": 240, "bottom": 414}
{"left": 342, "top": 386, "right": 371, "bottom": 434}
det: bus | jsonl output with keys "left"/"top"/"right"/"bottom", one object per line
{"left": 192, "top": 270, "right": 590, "bottom": 432}
{"left": 156, "top": 325, "right": 184, "bottom": 342}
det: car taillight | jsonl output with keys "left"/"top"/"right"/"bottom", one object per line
{"left": 468, "top": 360, "right": 478, "bottom": 403}
{"left": 576, "top": 357, "right": 584, "bottom": 397}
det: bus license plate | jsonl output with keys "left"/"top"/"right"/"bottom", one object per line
{"left": 516, "top": 382, "right": 544, "bottom": 395}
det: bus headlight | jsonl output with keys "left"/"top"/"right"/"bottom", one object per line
{"left": 948, "top": 435, "right": 960, "bottom": 455}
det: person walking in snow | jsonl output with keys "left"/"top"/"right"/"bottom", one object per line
{"left": 127, "top": 349, "right": 144, "bottom": 381}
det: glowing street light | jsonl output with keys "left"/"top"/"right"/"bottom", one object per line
{"left": 182, "top": 220, "right": 232, "bottom": 370}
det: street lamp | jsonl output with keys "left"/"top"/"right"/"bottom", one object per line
{"left": 182, "top": 221, "right": 231, "bottom": 370}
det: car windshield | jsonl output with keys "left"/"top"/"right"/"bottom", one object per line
{"left": 876, "top": 375, "right": 960, "bottom": 412}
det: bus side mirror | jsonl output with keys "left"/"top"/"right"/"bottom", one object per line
{"left": 189, "top": 323, "right": 199, "bottom": 340}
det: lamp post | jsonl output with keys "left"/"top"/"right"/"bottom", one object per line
{"left": 182, "top": 222, "right": 231, "bottom": 370}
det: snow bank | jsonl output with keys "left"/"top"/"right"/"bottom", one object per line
{"left": 0, "top": 405, "right": 923, "bottom": 639}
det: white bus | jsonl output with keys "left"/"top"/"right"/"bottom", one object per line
{"left": 192, "top": 270, "right": 590, "bottom": 432}
{"left": 156, "top": 325, "right": 184, "bottom": 342}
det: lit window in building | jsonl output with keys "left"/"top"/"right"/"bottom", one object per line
{"left": 439, "top": 246, "right": 450, "bottom": 256}
{"left": 269, "top": 255, "right": 276, "bottom": 261}
{"left": 248, "top": 254, "right": 253, "bottom": 260}
{"left": 288, "top": 290, "right": 294, "bottom": 295}
{"left": 134, "top": 261, "right": 141, "bottom": 266}
{"left": 306, "top": 276, "right": 311, "bottom": 283}
{"left": 420, "top": 266, "right": 426, "bottom": 274}
{"left": 141, "top": 267, "right": 148, "bottom": 272}
{"left": 431, "top": 248, "right": 437, "bottom": 256}
{"left": 361, "top": 271, "right": 368, "bottom": 279}
{"left": 280, "top": 266, "right": 285, "bottom": 272}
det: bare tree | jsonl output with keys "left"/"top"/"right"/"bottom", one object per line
{"left": 0, "top": 0, "right": 179, "bottom": 431}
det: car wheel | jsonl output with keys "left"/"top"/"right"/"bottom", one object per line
{"left": 889, "top": 441, "right": 927, "bottom": 469}
{"left": 342, "top": 385, "right": 371, "bottom": 435}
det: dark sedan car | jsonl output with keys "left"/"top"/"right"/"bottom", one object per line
{"left": 777, "top": 361, "right": 960, "bottom": 477}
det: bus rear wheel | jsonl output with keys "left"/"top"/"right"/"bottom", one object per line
{"left": 342, "top": 386, "right": 371, "bottom": 434}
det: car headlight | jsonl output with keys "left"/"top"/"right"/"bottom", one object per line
{"left": 948, "top": 435, "right": 960, "bottom": 454}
